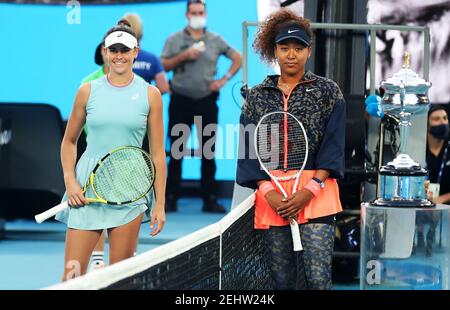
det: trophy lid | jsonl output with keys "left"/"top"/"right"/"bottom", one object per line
{"left": 381, "top": 52, "right": 431, "bottom": 95}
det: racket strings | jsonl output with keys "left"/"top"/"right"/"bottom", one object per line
{"left": 256, "top": 113, "right": 307, "bottom": 172}
{"left": 93, "top": 149, "right": 155, "bottom": 203}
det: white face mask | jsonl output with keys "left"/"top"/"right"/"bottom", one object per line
{"left": 189, "top": 16, "right": 207, "bottom": 30}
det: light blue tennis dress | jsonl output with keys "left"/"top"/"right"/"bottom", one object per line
{"left": 55, "top": 74, "right": 154, "bottom": 230}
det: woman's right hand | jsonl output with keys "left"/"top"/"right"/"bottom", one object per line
{"left": 65, "top": 178, "right": 88, "bottom": 207}
{"left": 184, "top": 46, "right": 201, "bottom": 61}
{"left": 265, "top": 190, "right": 288, "bottom": 215}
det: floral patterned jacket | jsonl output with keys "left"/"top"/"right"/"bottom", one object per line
{"left": 236, "top": 71, "right": 346, "bottom": 189}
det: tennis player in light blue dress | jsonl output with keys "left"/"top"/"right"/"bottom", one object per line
{"left": 58, "top": 21, "right": 166, "bottom": 281}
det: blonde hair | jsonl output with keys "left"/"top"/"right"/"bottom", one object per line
{"left": 122, "top": 13, "right": 143, "bottom": 42}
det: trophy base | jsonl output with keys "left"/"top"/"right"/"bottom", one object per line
{"left": 372, "top": 198, "right": 435, "bottom": 208}
{"left": 378, "top": 161, "right": 429, "bottom": 202}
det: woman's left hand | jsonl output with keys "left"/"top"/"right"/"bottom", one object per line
{"left": 150, "top": 204, "right": 166, "bottom": 236}
{"left": 276, "top": 189, "right": 314, "bottom": 220}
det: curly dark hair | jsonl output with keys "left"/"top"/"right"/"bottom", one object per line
{"left": 253, "top": 9, "right": 313, "bottom": 63}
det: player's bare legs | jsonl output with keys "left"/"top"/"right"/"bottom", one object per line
{"left": 108, "top": 213, "right": 143, "bottom": 264}
{"left": 62, "top": 228, "right": 102, "bottom": 281}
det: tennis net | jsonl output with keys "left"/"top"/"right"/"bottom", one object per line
{"left": 46, "top": 194, "right": 273, "bottom": 290}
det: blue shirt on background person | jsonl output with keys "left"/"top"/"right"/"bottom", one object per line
{"left": 133, "top": 50, "right": 165, "bottom": 85}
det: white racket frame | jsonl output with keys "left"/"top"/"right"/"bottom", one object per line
{"left": 254, "top": 111, "right": 309, "bottom": 251}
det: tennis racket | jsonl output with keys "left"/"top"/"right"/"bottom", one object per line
{"left": 35, "top": 146, "right": 156, "bottom": 223}
{"left": 254, "top": 111, "right": 308, "bottom": 251}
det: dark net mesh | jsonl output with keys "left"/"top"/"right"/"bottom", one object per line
{"left": 105, "top": 237, "right": 221, "bottom": 290}
{"left": 49, "top": 198, "right": 272, "bottom": 290}
{"left": 104, "top": 202, "right": 272, "bottom": 290}
{"left": 221, "top": 205, "right": 273, "bottom": 290}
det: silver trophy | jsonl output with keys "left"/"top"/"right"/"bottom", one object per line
{"left": 373, "top": 52, "right": 433, "bottom": 207}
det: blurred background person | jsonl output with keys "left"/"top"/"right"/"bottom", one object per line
{"left": 416, "top": 104, "right": 450, "bottom": 256}
{"left": 161, "top": 0, "right": 242, "bottom": 213}
{"left": 122, "top": 13, "right": 169, "bottom": 94}
{"left": 426, "top": 104, "right": 450, "bottom": 205}
{"left": 82, "top": 42, "right": 109, "bottom": 84}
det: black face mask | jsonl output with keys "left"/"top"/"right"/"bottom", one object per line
{"left": 429, "top": 124, "right": 449, "bottom": 140}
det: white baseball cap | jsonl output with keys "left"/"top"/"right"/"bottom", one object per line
{"left": 104, "top": 31, "right": 138, "bottom": 49}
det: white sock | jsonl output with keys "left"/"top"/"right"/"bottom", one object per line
{"left": 92, "top": 251, "right": 104, "bottom": 263}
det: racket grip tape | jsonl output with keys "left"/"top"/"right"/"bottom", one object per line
{"left": 290, "top": 221, "right": 303, "bottom": 251}
{"left": 35, "top": 201, "right": 69, "bottom": 223}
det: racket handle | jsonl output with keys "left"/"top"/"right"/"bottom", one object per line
{"left": 290, "top": 220, "right": 303, "bottom": 251}
{"left": 35, "top": 201, "right": 69, "bottom": 223}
